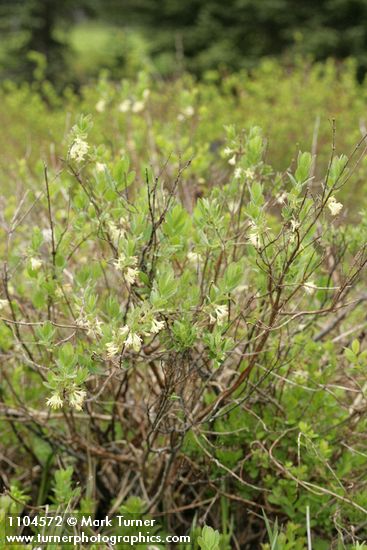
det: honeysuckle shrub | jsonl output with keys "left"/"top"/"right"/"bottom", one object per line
{"left": 1, "top": 109, "right": 367, "bottom": 550}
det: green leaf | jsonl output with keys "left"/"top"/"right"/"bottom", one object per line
{"left": 57, "top": 343, "right": 76, "bottom": 369}
{"left": 31, "top": 227, "right": 43, "bottom": 251}
{"left": 250, "top": 181, "right": 264, "bottom": 206}
{"left": 222, "top": 261, "right": 243, "bottom": 292}
{"left": 197, "top": 525, "right": 220, "bottom": 550}
{"left": 52, "top": 466, "right": 80, "bottom": 505}
{"left": 295, "top": 151, "right": 312, "bottom": 184}
{"left": 344, "top": 348, "right": 357, "bottom": 363}
{"left": 150, "top": 268, "right": 177, "bottom": 307}
{"left": 36, "top": 321, "right": 55, "bottom": 345}
{"left": 32, "top": 289, "right": 46, "bottom": 309}
{"left": 172, "top": 319, "right": 197, "bottom": 350}
{"left": 351, "top": 339, "right": 360, "bottom": 355}
{"left": 247, "top": 133, "right": 263, "bottom": 165}
{"left": 55, "top": 253, "right": 66, "bottom": 269}
{"left": 327, "top": 155, "right": 348, "bottom": 187}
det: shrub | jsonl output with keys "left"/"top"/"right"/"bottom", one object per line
{"left": 1, "top": 106, "right": 367, "bottom": 548}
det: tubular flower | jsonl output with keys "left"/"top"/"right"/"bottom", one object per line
{"left": 125, "top": 267, "right": 139, "bottom": 285}
{"left": 187, "top": 251, "right": 201, "bottom": 264}
{"left": 244, "top": 168, "right": 255, "bottom": 180}
{"left": 69, "top": 137, "right": 89, "bottom": 162}
{"left": 118, "top": 99, "right": 131, "bottom": 112}
{"left": 106, "top": 341, "right": 119, "bottom": 358}
{"left": 46, "top": 393, "right": 63, "bottom": 410}
{"left": 150, "top": 318, "right": 165, "bottom": 334}
{"left": 113, "top": 255, "right": 125, "bottom": 270}
{"left": 234, "top": 167, "right": 243, "bottom": 179}
{"left": 183, "top": 106, "right": 194, "bottom": 117}
{"left": 132, "top": 101, "right": 145, "bottom": 113}
{"left": 209, "top": 304, "right": 229, "bottom": 325}
{"left": 42, "top": 228, "right": 52, "bottom": 242}
{"left": 86, "top": 319, "right": 103, "bottom": 338}
{"left": 327, "top": 196, "right": 343, "bottom": 216}
{"left": 69, "top": 388, "right": 87, "bottom": 411}
{"left": 113, "top": 255, "right": 138, "bottom": 271}
{"left": 95, "top": 99, "right": 106, "bottom": 112}
{"left": 119, "top": 325, "right": 130, "bottom": 338}
{"left": 290, "top": 219, "right": 300, "bottom": 232}
{"left": 125, "top": 332, "right": 142, "bottom": 352}
{"left": 248, "top": 223, "right": 261, "bottom": 248}
{"left": 113, "top": 255, "right": 139, "bottom": 285}
{"left": 276, "top": 192, "right": 288, "bottom": 204}
{"left": 30, "top": 257, "right": 42, "bottom": 270}
{"left": 108, "top": 222, "right": 124, "bottom": 243}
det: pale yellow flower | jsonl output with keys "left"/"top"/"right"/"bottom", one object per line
{"left": 69, "top": 137, "right": 89, "bottom": 163}
{"left": 187, "top": 251, "right": 202, "bottom": 264}
{"left": 327, "top": 196, "right": 343, "bottom": 216}
{"left": 125, "top": 332, "right": 142, "bottom": 352}
{"left": 76, "top": 316, "right": 90, "bottom": 330}
{"left": 248, "top": 223, "right": 261, "bottom": 248}
{"left": 125, "top": 267, "right": 139, "bottom": 285}
{"left": 46, "top": 393, "right": 63, "bottom": 410}
{"left": 113, "top": 255, "right": 126, "bottom": 271}
{"left": 108, "top": 222, "right": 122, "bottom": 243}
{"left": 106, "top": 341, "right": 119, "bottom": 358}
{"left": 228, "top": 201, "right": 239, "bottom": 213}
{"left": 150, "top": 318, "right": 165, "bottom": 334}
{"left": 183, "top": 106, "right": 194, "bottom": 117}
{"left": 228, "top": 155, "right": 236, "bottom": 166}
{"left": 290, "top": 219, "right": 300, "bottom": 232}
{"left": 119, "top": 325, "right": 130, "bottom": 338}
{"left": 276, "top": 192, "right": 288, "bottom": 204}
{"left": 42, "top": 228, "right": 52, "bottom": 242}
{"left": 69, "top": 388, "right": 87, "bottom": 411}
{"left": 95, "top": 99, "right": 106, "bottom": 113}
{"left": 132, "top": 101, "right": 145, "bottom": 113}
{"left": 234, "top": 167, "right": 243, "bottom": 179}
{"left": 244, "top": 168, "right": 255, "bottom": 180}
{"left": 30, "top": 257, "right": 42, "bottom": 271}
{"left": 118, "top": 99, "right": 131, "bottom": 112}
{"left": 113, "top": 255, "right": 138, "bottom": 271}
{"left": 209, "top": 304, "right": 228, "bottom": 325}
{"left": 87, "top": 319, "right": 103, "bottom": 338}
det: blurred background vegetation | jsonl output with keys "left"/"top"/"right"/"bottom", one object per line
{"left": 2, "top": 0, "right": 367, "bottom": 86}
{"left": 2, "top": 0, "right": 367, "bottom": 214}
